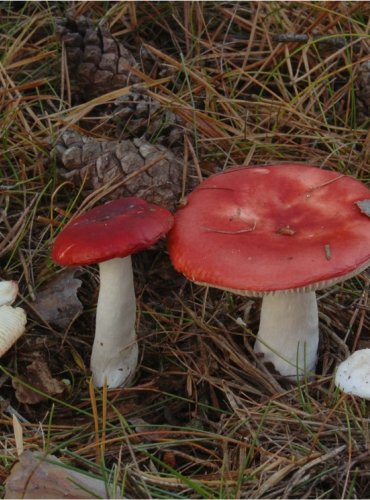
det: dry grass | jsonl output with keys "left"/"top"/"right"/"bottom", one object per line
{"left": 0, "top": 1, "right": 369, "bottom": 498}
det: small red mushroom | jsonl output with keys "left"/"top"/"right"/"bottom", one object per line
{"left": 52, "top": 197, "right": 173, "bottom": 388}
{"left": 168, "top": 163, "right": 370, "bottom": 378}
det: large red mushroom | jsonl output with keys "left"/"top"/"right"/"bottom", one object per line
{"left": 168, "top": 164, "right": 370, "bottom": 378}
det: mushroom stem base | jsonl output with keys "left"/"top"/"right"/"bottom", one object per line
{"left": 254, "top": 291, "right": 319, "bottom": 378}
{"left": 91, "top": 257, "right": 138, "bottom": 388}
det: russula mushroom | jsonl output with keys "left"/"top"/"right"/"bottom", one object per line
{"left": 0, "top": 280, "right": 27, "bottom": 357}
{"left": 52, "top": 197, "right": 173, "bottom": 388}
{"left": 335, "top": 349, "right": 370, "bottom": 398}
{"left": 167, "top": 164, "right": 370, "bottom": 378}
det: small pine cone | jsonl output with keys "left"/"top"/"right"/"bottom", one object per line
{"left": 54, "top": 131, "right": 183, "bottom": 211}
{"left": 56, "top": 11, "right": 140, "bottom": 100}
{"left": 357, "top": 60, "right": 370, "bottom": 125}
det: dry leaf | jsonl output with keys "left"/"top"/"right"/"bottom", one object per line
{"left": 12, "top": 359, "right": 66, "bottom": 404}
{"left": 33, "top": 269, "right": 83, "bottom": 329}
{"left": 4, "top": 450, "right": 121, "bottom": 499}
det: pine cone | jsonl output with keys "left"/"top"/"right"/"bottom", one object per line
{"left": 56, "top": 12, "right": 183, "bottom": 144}
{"left": 357, "top": 60, "right": 370, "bottom": 125}
{"left": 109, "top": 91, "right": 183, "bottom": 145}
{"left": 56, "top": 11, "right": 140, "bottom": 100}
{"left": 54, "top": 131, "right": 183, "bottom": 211}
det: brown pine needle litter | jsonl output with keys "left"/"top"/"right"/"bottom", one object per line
{"left": 0, "top": 2, "right": 369, "bottom": 498}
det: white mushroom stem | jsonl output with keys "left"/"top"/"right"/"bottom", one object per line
{"left": 90, "top": 256, "right": 138, "bottom": 388}
{"left": 254, "top": 291, "right": 319, "bottom": 378}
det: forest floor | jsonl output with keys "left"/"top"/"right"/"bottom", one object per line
{"left": 0, "top": 2, "right": 369, "bottom": 498}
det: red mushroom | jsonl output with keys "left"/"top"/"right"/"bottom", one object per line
{"left": 52, "top": 198, "right": 173, "bottom": 388}
{"left": 168, "top": 164, "right": 370, "bottom": 378}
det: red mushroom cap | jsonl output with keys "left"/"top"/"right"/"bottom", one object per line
{"left": 52, "top": 198, "right": 174, "bottom": 266}
{"left": 168, "top": 164, "right": 370, "bottom": 294}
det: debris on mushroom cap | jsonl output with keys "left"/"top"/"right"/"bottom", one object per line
{"left": 0, "top": 281, "right": 18, "bottom": 306}
{"left": 356, "top": 199, "right": 370, "bottom": 218}
{"left": 168, "top": 163, "right": 370, "bottom": 294}
{"left": 52, "top": 197, "right": 174, "bottom": 266}
{"left": 335, "top": 349, "right": 370, "bottom": 398}
{"left": 0, "top": 305, "right": 27, "bottom": 357}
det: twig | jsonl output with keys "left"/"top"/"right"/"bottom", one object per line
{"left": 88, "top": 378, "right": 101, "bottom": 465}
{"left": 283, "top": 445, "right": 346, "bottom": 498}
{"left": 272, "top": 33, "right": 347, "bottom": 49}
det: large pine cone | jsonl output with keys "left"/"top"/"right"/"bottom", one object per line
{"left": 54, "top": 131, "right": 183, "bottom": 211}
{"left": 56, "top": 11, "right": 140, "bottom": 100}
{"left": 357, "top": 60, "right": 370, "bottom": 125}
{"left": 56, "top": 12, "right": 182, "bottom": 142}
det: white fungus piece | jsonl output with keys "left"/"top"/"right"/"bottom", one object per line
{"left": 334, "top": 349, "right": 370, "bottom": 398}
{"left": 0, "top": 280, "right": 18, "bottom": 306}
{"left": 0, "top": 305, "right": 27, "bottom": 357}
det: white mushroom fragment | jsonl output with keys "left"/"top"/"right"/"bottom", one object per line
{"left": 0, "top": 280, "right": 18, "bottom": 306}
{"left": 335, "top": 349, "right": 370, "bottom": 398}
{"left": 0, "top": 281, "right": 27, "bottom": 357}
